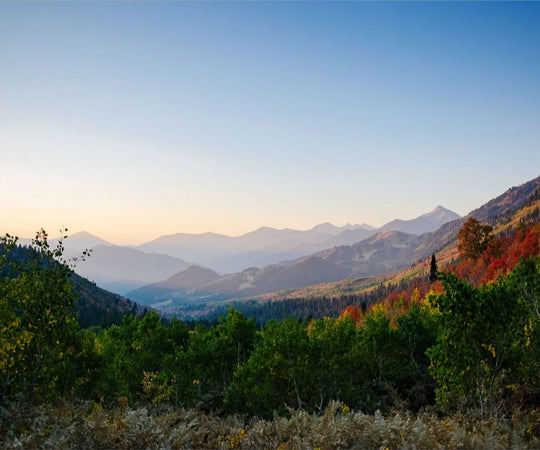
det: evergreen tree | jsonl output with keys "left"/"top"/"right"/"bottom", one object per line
{"left": 429, "top": 254, "right": 438, "bottom": 283}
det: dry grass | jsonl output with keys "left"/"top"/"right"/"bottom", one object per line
{"left": 1, "top": 400, "right": 538, "bottom": 449}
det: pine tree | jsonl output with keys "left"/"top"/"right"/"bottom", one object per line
{"left": 429, "top": 254, "right": 438, "bottom": 283}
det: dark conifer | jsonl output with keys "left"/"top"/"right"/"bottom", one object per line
{"left": 429, "top": 254, "right": 438, "bottom": 283}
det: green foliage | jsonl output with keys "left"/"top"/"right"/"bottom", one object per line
{"left": 394, "top": 304, "right": 439, "bottom": 409}
{"left": 225, "top": 308, "right": 438, "bottom": 417}
{"left": 92, "top": 307, "right": 257, "bottom": 410}
{"left": 0, "top": 230, "right": 81, "bottom": 402}
{"left": 428, "top": 267, "right": 533, "bottom": 419}
{"left": 352, "top": 303, "right": 438, "bottom": 413}
{"left": 178, "top": 308, "right": 256, "bottom": 409}
{"left": 225, "top": 318, "right": 313, "bottom": 416}
{"left": 94, "top": 311, "right": 173, "bottom": 401}
{"left": 513, "top": 256, "right": 540, "bottom": 322}
{"left": 508, "top": 257, "right": 540, "bottom": 407}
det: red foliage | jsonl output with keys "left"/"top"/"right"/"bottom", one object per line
{"left": 340, "top": 305, "right": 362, "bottom": 325}
{"left": 450, "top": 223, "right": 540, "bottom": 286}
{"left": 453, "top": 257, "right": 488, "bottom": 286}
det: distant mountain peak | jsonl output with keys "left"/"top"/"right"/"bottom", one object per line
{"left": 429, "top": 205, "right": 458, "bottom": 214}
{"left": 418, "top": 205, "right": 461, "bottom": 220}
{"left": 67, "top": 230, "right": 109, "bottom": 241}
{"left": 311, "top": 223, "right": 339, "bottom": 233}
{"left": 312, "top": 222, "right": 375, "bottom": 234}
{"left": 54, "top": 231, "right": 111, "bottom": 252}
{"left": 357, "top": 223, "right": 376, "bottom": 231}
{"left": 380, "top": 206, "right": 460, "bottom": 235}
{"left": 255, "top": 226, "right": 278, "bottom": 232}
{"left": 69, "top": 230, "right": 99, "bottom": 238}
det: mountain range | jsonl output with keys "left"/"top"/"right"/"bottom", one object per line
{"left": 70, "top": 205, "right": 458, "bottom": 295}
{"left": 136, "top": 222, "right": 374, "bottom": 274}
{"left": 126, "top": 176, "right": 540, "bottom": 309}
{"left": 126, "top": 206, "right": 460, "bottom": 305}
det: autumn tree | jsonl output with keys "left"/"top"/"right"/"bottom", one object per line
{"left": 340, "top": 305, "right": 362, "bottom": 324}
{"left": 457, "top": 218, "right": 493, "bottom": 260}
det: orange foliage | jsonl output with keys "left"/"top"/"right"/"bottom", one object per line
{"left": 340, "top": 305, "right": 362, "bottom": 326}
{"left": 339, "top": 279, "right": 444, "bottom": 328}
{"left": 453, "top": 257, "right": 488, "bottom": 286}
{"left": 450, "top": 223, "right": 540, "bottom": 286}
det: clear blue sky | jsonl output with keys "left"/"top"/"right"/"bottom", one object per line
{"left": 1, "top": 2, "right": 539, "bottom": 244}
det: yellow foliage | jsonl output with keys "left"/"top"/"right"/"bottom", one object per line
{"left": 141, "top": 371, "right": 173, "bottom": 405}
{"left": 371, "top": 303, "right": 386, "bottom": 315}
{"left": 221, "top": 428, "right": 247, "bottom": 449}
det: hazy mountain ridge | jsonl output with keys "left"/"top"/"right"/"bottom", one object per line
{"left": 133, "top": 205, "right": 459, "bottom": 274}
{"left": 135, "top": 223, "right": 368, "bottom": 273}
{"left": 16, "top": 231, "right": 110, "bottom": 254}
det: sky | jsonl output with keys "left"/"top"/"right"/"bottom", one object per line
{"left": 1, "top": 2, "right": 539, "bottom": 245}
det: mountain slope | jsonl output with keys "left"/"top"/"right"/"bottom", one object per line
{"left": 317, "top": 230, "right": 427, "bottom": 276}
{"left": 200, "top": 256, "right": 351, "bottom": 299}
{"left": 127, "top": 266, "right": 221, "bottom": 305}
{"left": 71, "top": 272, "right": 142, "bottom": 328}
{"left": 469, "top": 178, "right": 540, "bottom": 223}
{"left": 417, "top": 174, "right": 540, "bottom": 260}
